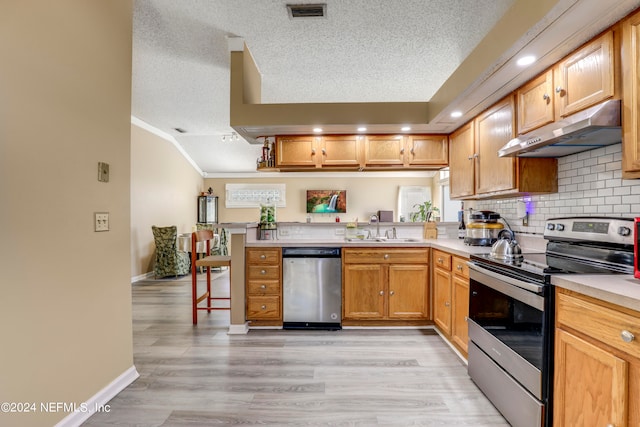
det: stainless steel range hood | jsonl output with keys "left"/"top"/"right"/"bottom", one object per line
{"left": 498, "top": 99, "right": 621, "bottom": 158}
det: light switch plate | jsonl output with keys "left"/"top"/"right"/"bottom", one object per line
{"left": 95, "top": 212, "right": 109, "bottom": 232}
{"left": 98, "top": 162, "right": 109, "bottom": 182}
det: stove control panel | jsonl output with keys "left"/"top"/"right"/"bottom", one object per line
{"left": 544, "top": 216, "right": 634, "bottom": 245}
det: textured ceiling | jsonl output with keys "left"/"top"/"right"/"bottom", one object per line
{"left": 131, "top": 0, "right": 640, "bottom": 175}
{"left": 131, "top": 0, "right": 514, "bottom": 174}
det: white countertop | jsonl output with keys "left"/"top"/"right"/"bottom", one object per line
{"left": 246, "top": 237, "right": 494, "bottom": 257}
{"left": 552, "top": 274, "right": 640, "bottom": 312}
{"left": 246, "top": 236, "right": 640, "bottom": 311}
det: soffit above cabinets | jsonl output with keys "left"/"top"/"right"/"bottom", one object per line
{"left": 230, "top": 0, "right": 640, "bottom": 144}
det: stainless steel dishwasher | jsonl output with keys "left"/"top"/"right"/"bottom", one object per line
{"left": 282, "top": 247, "right": 342, "bottom": 330}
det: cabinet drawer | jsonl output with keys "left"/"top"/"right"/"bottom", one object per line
{"left": 247, "top": 264, "right": 280, "bottom": 280}
{"left": 246, "top": 296, "right": 280, "bottom": 319}
{"left": 433, "top": 250, "right": 452, "bottom": 270}
{"left": 452, "top": 256, "right": 469, "bottom": 278}
{"left": 246, "top": 248, "right": 281, "bottom": 264}
{"left": 343, "top": 248, "right": 429, "bottom": 264}
{"left": 556, "top": 291, "right": 640, "bottom": 359}
{"left": 247, "top": 280, "right": 280, "bottom": 295}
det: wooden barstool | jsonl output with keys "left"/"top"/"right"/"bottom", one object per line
{"left": 191, "top": 230, "right": 231, "bottom": 324}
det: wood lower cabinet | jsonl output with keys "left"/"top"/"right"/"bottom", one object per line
{"left": 554, "top": 289, "right": 640, "bottom": 427}
{"left": 245, "top": 247, "right": 282, "bottom": 325}
{"left": 433, "top": 250, "right": 469, "bottom": 357}
{"left": 622, "top": 10, "right": 640, "bottom": 178}
{"left": 432, "top": 250, "right": 452, "bottom": 335}
{"left": 343, "top": 248, "right": 429, "bottom": 322}
{"left": 451, "top": 256, "right": 470, "bottom": 356}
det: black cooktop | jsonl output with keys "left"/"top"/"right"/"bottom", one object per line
{"left": 471, "top": 249, "right": 633, "bottom": 280}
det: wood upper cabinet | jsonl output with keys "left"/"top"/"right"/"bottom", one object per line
{"left": 364, "top": 135, "right": 406, "bottom": 166}
{"left": 475, "top": 95, "right": 517, "bottom": 195}
{"left": 622, "top": 10, "right": 640, "bottom": 178}
{"left": 276, "top": 135, "right": 320, "bottom": 168}
{"left": 554, "top": 30, "right": 615, "bottom": 118}
{"left": 318, "top": 135, "right": 362, "bottom": 167}
{"left": 405, "top": 135, "right": 448, "bottom": 167}
{"left": 554, "top": 289, "right": 640, "bottom": 426}
{"left": 449, "top": 95, "right": 558, "bottom": 199}
{"left": 342, "top": 248, "right": 429, "bottom": 321}
{"left": 517, "top": 69, "right": 555, "bottom": 134}
{"left": 449, "top": 121, "right": 475, "bottom": 199}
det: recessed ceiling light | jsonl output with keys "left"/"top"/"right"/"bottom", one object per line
{"left": 357, "top": 126, "right": 367, "bottom": 132}
{"left": 401, "top": 126, "right": 411, "bottom": 132}
{"left": 450, "top": 111, "right": 463, "bottom": 118}
{"left": 313, "top": 127, "right": 323, "bottom": 133}
{"left": 517, "top": 55, "right": 536, "bottom": 66}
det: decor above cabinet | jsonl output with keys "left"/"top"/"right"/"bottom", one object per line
{"left": 262, "top": 134, "right": 448, "bottom": 172}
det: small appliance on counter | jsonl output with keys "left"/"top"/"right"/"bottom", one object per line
{"left": 464, "top": 210, "right": 504, "bottom": 246}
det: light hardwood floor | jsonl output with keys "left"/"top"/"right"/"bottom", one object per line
{"left": 83, "top": 271, "right": 507, "bottom": 426}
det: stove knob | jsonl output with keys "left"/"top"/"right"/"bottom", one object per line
{"left": 546, "top": 223, "right": 555, "bottom": 231}
{"left": 618, "top": 226, "right": 631, "bottom": 237}
{"left": 556, "top": 224, "right": 565, "bottom": 231}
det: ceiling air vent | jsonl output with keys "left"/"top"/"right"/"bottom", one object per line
{"left": 287, "top": 3, "right": 326, "bottom": 19}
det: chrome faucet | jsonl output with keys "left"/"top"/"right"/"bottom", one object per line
{"left": 370, "top": 214, "right": 380, "bottom": 238}
{"left": 385, "top": 227, "right": 397, "bottom": 239}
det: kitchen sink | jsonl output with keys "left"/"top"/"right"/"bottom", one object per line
{"left": 344, "top": 237, "right": 421, "bottom": 243}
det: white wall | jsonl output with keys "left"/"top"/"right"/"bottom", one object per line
{"left": 204, "top": 175, "right": 437, "bottom": 224}
{"left": 130, "top": 124, "right": 204, "bottom": 278}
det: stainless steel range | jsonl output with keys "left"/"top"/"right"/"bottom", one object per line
{"left": 467, "top": 216, "right": 634, "bottom": 427}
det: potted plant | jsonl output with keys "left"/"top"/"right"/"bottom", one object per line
{"left": 410, "top": 201, "right": 440, "bottom": 222}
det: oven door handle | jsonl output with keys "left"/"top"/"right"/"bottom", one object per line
{"left": 468, "top": 262, "right": 545, "bottom": 311}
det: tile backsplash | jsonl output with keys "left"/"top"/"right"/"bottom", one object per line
{"left": 471, "top": 143, "right": 640, "bottom": 236}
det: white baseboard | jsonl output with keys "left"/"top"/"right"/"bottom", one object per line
{"left": 55, "top": 365, "right": 139, "bottom": 427}
{"left": 227, "top": 322, "right": 249, "bottom": 335}
{"left": 131, "top": 271, "right": 154, "bottom": 283}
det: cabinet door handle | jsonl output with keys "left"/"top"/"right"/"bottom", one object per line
{"left": 437, "top": 257, "right": 443, "bottom": 263}
{"left": 260, "top": 284, "right": 267, "bottom": 289}
{"left": 389, "top": 290, "right": 395, "bottom": 296}
{"left": 321, "top": 148, "right": 326, "bottom": 155}
{"left": 621, "top": 330, "right": 635, "bottom": 343}
{"left": 261, "top": 305, "right": 267, "bottom": 310}
{"left": 542, "top": 93, "right": 550, "bottom": 101}
{"left": 311, "top": 148, "right": 316, "bottom": 155}
{"left": 445, "top": 301, "right": 450, "bottom": 307}
{"left": 260, "top": 269, "right": 267, "bottom": 275}
{"left": 260, "top": 254, "right": 266, "bottom": 259}
{"left": 410, "top": 147, "right": 415, "bottom": 155}
{"left": 456, "top": 264, "right": 463, "bottom": 270}
{"left": 400, "top": 147, "right": 405, "bottom": 154}
{"left": 555, "top": 86, "right": 564, "bottom": 94}
{"left": 384, "top": 254, "right": 389, "bottom": 259}
{"left": 464, "top": 316, "right": 469, "bottom": 322}
{"left": 379, "top": 291, "right": 384, "bottom": 296}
